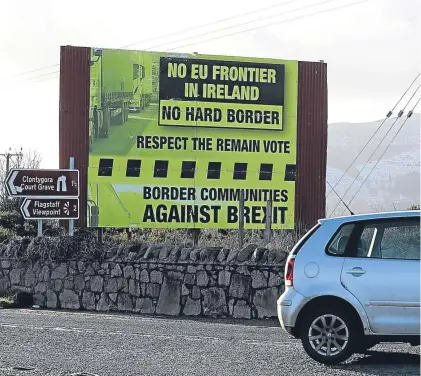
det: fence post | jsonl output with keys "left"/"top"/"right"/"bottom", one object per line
{"left": 37, "top": 219, "right": 43, "bottom": 237}
{"left": 264, "top": 200, "right": 273, "bottom": 245}
{"left": 238, "top": 189, "right": 245, "bottom": 248}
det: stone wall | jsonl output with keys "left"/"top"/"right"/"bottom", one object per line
{"left": 0, "top": 245, "right": 286, "bottom": 319}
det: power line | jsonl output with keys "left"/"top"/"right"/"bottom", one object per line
{"left": 16, "top": 0, "right": 302, "bottom": 80}
{"left": 167, "top": 0, "right": 367, "bottom": 51}
{"left": 26, "top": 0, "right": 365, "bottom": 83}
{"left": 326, "top": 73, "right": 420, "bottom": 199}
{"left": 122, "top": 0, "right": 301, "bottom": 49}
{"left": 326, "top": 181, "right": 354, "bottom": 215}
{"left": 146, "top": 0, "right": 339, "bottom": 51}
{"left": 12, "top": 64, "right": 59, "bottom": 78}
{"left": 329, "top": 84, "right": 420, "bottom": 217}
{"left": 27, "top": 69, "right": 62, "bottom": 81}
{"left": 341, "top": 97, "right": 420, "bottom": 214}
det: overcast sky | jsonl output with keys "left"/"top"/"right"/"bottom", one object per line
{"left": 0, "top": 0, "right": 419, "bottom": 168}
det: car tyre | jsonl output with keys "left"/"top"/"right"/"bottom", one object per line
{"left": 300, "top": 306, "right": 360, "bottom": 365}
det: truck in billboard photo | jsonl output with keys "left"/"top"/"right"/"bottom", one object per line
{"left": 89, "top": 48, "right": 134, "bottom": 146}
{"left": 129, "top": 52, "right": 154, "bottom": 112}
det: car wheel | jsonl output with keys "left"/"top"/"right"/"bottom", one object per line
{"left": 300, "top": 307, "right": 359, "bottom": 365}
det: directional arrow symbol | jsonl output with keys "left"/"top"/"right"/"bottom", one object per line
{"left": 7, "top": 170, "right": 18, "bottom": 195}
{"left": 22, "top": 200, "right": 31, "bottom": 218}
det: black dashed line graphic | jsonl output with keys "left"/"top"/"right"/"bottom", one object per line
{"left": 126, "top": 159, "right": 141, "bottom": 177}
{"left": 154, "top": 160, "right": 169, "bottom": 178}
{"left": 207, "top": 162, "right": 222, "bottom": 180}
{"left": 94, "top": 159, "right": 293, "bottom": 182}
{"left": 98, "top": 158, "right": 114, "bottom": 177}
{"left": 259, "top": 163, "right": 273, "bottom": 181}
{"left": 284, "top": 164, "right": 296, "bottom": 182}
{"left": 233, "top": 163, "right": 248, "bottom": 180}
{"left": 181, "top": 161, "right": 196, "bottom": 179}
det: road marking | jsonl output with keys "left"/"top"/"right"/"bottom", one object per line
{"left": 0, "top": 322, "right": 299, "bottom": 347}
{"left": 1, "top": 310, "right": 282, "bottom": 330}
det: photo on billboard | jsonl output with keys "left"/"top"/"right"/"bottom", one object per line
{"left": 87, "top": 48, "right": 298, "bottom": 229}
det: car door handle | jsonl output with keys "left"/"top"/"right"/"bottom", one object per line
{"left": 346, "top": 267, "right": 366, "bottom": 276}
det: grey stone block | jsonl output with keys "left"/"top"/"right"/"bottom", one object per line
{"left": 24, "top": 269, "right": 35, "bottom": 287}
{"left": 191, "top": 286, "right": 201, "bottom": 300}
{"left": 139, "top": 269, "right": 149, "bottom": 283}
{"left": 254, "top": 287, "right": 279, "bottom": 318}
{"left": 202, "top": 287, "right": 227, "bottom": 316}
{"left": 74, "top": 274, "right": 85, "bottom": 291}
{"left": 123, "top": 265, "right": 135, "bottom": 279}
{"left": 129, "top": 280, "right": 141, "bottom": 297}
{"left": 46, "top": 290, "right": 57, "bottom": 309}
{"left": 51, "top": 263, "right": 68, "bottom": 280}
{"left": 135, "top": 298, "right": 155, "bottom": 314}
{"left": 268, "top": 272, "right": 282, "bottom": 287}
{"left": 217, "top": 248, "right": 230, "bottom": 262}
{"left": 156, "top": 279, "right": 181, "bottom": 316}
{"left": 104, "top": 278, "right": 118, "bottom": 293}
{"left": 237, "top": 244, "right": 258, "bottom": 262}
{"left": 117, "top": 294, "right": 133, "bottom": 311}
{"left": 9, "top": 269, "right": 21, "bottom": 285}
{"left": 111, "top": 264, "right": 122, "bottom": 277}
{"left": 229, "top": 274, "right": 250, "bottom": 300}
{"left": 146, "top": 283, "right": 161, "bottom": 298}
{"left": 150, "top": 270, "right": 163, "bottom": 284}
{"left": 184, "top": 273, "right": 195, "bottom": 285}
{"left": 196, "top": 271, "right": 209, "bottom": 287}
{"left": 90, "top": 276, "right": 104, "bottom": 293}
{"left": 233, "top": 300, "right": 251, "bottom": 319}
{"left": 183, "top": 297, "right": 201, "bottom": 316}
{"left": 59, "top": 289, "right": 80, "bottom": 310}
{"left": 251, "top": 270, "right": 267, "bottom": 289}
{"left": 226, "top": 250, "right": 238, "bottom": 263}
{"left": 35, "top": 282, "right": 46, "bottom": 294}
{"left": 218, "top": 271, "right": 231, "bottom": 287}
{"left": 82, "top": 291, "right": 96, "bottom": 310}
{"left": 97, "top": 293, "right": 111, "bottom": 311}
{"left": 54, "top": 279, "right": 63, "bottom": 292}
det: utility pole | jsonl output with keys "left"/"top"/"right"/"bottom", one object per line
{"left": 1, "top": 147, "right": 23, "bottom": 176}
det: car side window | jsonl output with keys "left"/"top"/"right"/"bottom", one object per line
{"left": 380, "top": 224, "right": 420, "bottom": 260}
{"left": 354, "top": 220, "right": 420, "bottom": 260}
{"left": 326, "top": 224, "right": 355, "bottom": 256}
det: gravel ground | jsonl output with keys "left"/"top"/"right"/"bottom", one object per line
{"left": 0, "top": 309, "right": 419, "bottom": 376}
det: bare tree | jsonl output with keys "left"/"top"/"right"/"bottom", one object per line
{"left": 0, "top": 148, "right": 42, "bottom": 204}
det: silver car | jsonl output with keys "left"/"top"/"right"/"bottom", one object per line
{"left": 277, "top": 210, "right": 420, "bottom": 364}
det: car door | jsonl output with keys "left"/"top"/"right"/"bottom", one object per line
{"left": 340, "top": 217, "right": 420, "bottom": 335}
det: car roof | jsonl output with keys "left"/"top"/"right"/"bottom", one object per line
{"left": 319, "top": 210, "right": 421, "bottom": 225}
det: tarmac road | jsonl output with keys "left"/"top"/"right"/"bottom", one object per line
{"left": 0, "top": 309, "right": 419, "bottom": 376}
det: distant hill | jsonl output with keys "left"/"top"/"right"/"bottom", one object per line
{"left": 326, "top": 113, "right": 420, "bottom": 216}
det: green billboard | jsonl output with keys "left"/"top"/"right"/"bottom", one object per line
{"left": 87, "top": 48, "right": 298, "bottom": 229}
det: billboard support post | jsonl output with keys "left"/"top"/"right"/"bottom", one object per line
{"left": 69, "top": 157, "right": 75, "bottom": 237}
{"left": 97, "top": 227, "right": 103, "bottom": 243}
{"left": 238, "top": 190, "right": 245, "bottom": 248}
{"left": 264, "top": 200, "right": 273, "bottom": 245}
{"left": 192, "top": 229, "right": 199, "bottom": 247}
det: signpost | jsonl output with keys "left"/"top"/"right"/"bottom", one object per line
{"left": 20, "top": 198, "right": 79, "bottom": 220}
{"left": 4, "top": 166, "right": 79, "bottom": 237}
{"left": 5, "top": 169, "right": 79, "bottom": 197}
